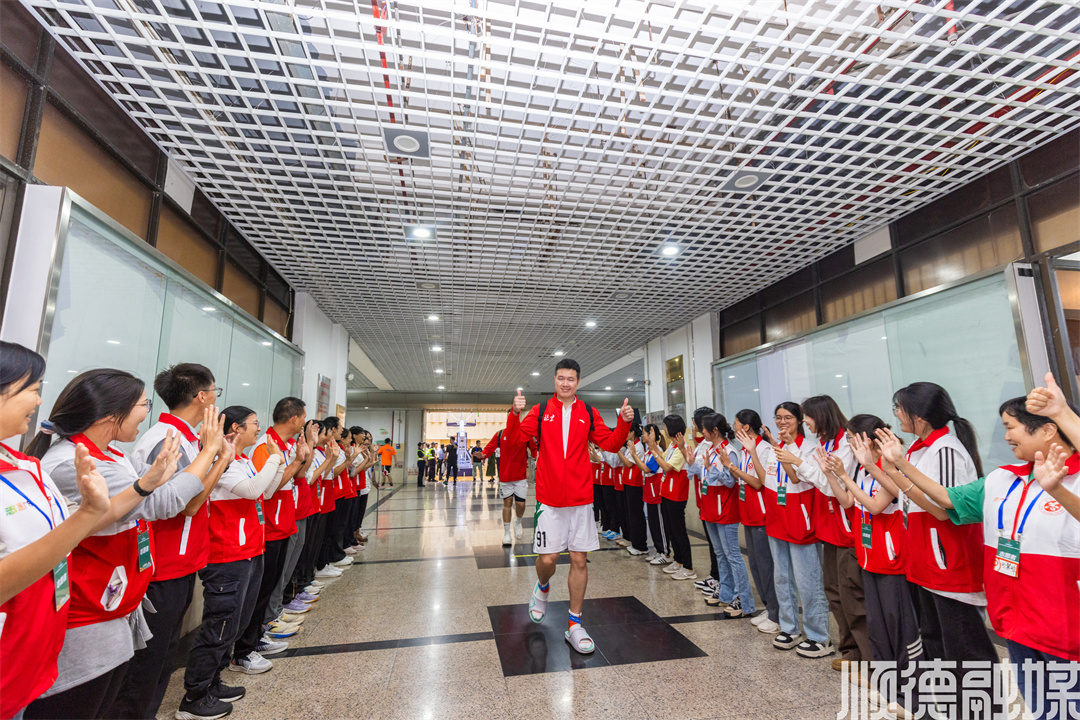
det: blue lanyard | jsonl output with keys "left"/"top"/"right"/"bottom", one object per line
{"left": 0, "top": 472, "right": 66, "bottom": 529}
{"left": 997, "top": 476, "right": 1044, "bottom": 539}
{"left": 858, "top": 470, "right": 875, "bottom": 521}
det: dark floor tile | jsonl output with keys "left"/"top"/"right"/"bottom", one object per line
{"left": 587, "top": 621, "right": 707, "bottom": 665}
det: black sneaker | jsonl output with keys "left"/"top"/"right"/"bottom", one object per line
{"left": 795, "top": 639, "right": 835, "bottom": 658}
{"left": 175, "top": 693, "right": 233, "bottom": 720}
{"left": 723, "top": 596, "right": 745, "bottom": 618}
{"left": 210, "top": 681, "right": 246, "bottom": 702}
{"left": 772, "top": 631, "right": 802, "bottom": 650}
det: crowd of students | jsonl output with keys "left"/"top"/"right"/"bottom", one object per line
{"left": 0, "top": 341, "right": 384, "bottom": 720}
{"left": 584, "top": 380, "right": 1078, "bottom": 719}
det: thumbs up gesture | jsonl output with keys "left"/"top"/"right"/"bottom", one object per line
{"left": 512, "top": 388, "right": 526, "bottom": 413}
{"left": 1027, "top": 372, "right": 1067, "bottom": 419}
{"left": 620, "top": 398, "right": 634, "bottom": 423}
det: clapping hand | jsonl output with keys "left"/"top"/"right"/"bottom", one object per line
{"left": 849, "top": 433, "right": 877, "bottom": 469}
{"left": 734, "top": 428, "right": 755, "bottom": 449}
{"left": 219, "top": 433, "right": 237, "bottom": 465}
{"left": 1033, "top": 442, "right": 1070, "bottom": 493}
{"left": 874, "top": 428, "right": 905, "bottom": 465}
{"left": 266, "top": 435, "right": 284, "bottom": 460}
{"left": 198, "top": 407, "right": 225, "bottom": 454}
{"left": 813, "top": 447, "right": 833, "bottom": 474}
{"left": 74, "top": 443, "right": 110, "bottom": 516}
{"left": 141, "top": 430, "right": 181, "bottom": 491}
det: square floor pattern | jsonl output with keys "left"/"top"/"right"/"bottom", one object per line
{"left": 487, "top": 595, "right": 706, "bottom": 677}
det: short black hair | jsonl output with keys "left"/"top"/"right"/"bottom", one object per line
{"left": 663, "top": 414, "right": 686, "bottom": 438}
{"left": 154, "top": 363, "right": 215, "bottom": 411}
{"left": 273, "top": 397, "right": 305, "bottom": 423}
{"left": 0, "top": 341, "right": 46, "bottom": 396}
{"left": 323, "top": 416, "right": 341, "bottom": 430}
{"left": 383, "top": 437, "right": 391, "bottom": 445}
{"left": 555, "top": 358, "right": 581, "bottom": 378}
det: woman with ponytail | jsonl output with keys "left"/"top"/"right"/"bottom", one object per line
{"left": 24, "top": 370, "right": 224, "bottom": 720}
{"left": 881, "top": 382, "right": 997, "bottom": 668}
{"left": 730, "top": 409, "right": 780, "bottom": 634}
{"left": 0, "top": 343, "right": 112, "bottom": 719}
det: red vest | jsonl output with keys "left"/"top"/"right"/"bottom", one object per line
{"left": 259, "top": 428, "right": 297, "bottom": 542}
{"left": 698, "top": 442, "right": 740, "bottom": 524}
{"left": 208, "top": 455, "right": 266, "bottom": 564}
{"left": 760, "top": 437, "right": 818, "bottom": 545}
{"left": 854, "top": 467, "right": 905, "bottom": 575}
{"left": 660, "top": 446, "right": 689, "bottom": 502}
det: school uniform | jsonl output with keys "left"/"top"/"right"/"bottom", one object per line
{"left": 687, "top": 439, "right": 719, "bottom": 581}
{"left": 602, "top": 452, "right": 623, "bottom": 537}
{"left": 0, "top": 444, "right": 74, "bottom": 719}
{"left": 27, "top": 436, "right": 201, "bottom": 720}
{"left": 796, "top": 433, "right": 871, "bottom": 663}
{"left": 759, "top": 436, "right": 830, "bottom": 645}
{"left": 292, "top": 448, "right": 327, "bottom": 597}
{"left": 902, "top": 428, "right": 997, "bottom": 665}
{"left": 621, "top": 444, "right": 649, "bottom": 552}
{"left": 641, "top": 448, "right": 668, "bottom": 556}
{"left": 947, "top": 458, "right": 1080, "bottom": 719}
{"left": 108, "top": 414, "right": 206, "bottom": 720}
{"left": 738, "top": 438, "right": 779, "bottom": 624}
{"left": 699, "top": 441, "right": 754, "bottom": 611}
{"left": 317, "top": 448, "right": 349, "bottom": 568}
{"left": 660, "top": 444, "right": 693, "bottom": 570}
{"left": 184, "top": 452, "right": 279, "bottom": 702}
{"left": 853, "top": 464, "right": 923, "bottom": 705}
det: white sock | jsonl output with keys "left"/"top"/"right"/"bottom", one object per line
{"left": 504, "top": 522, "right": 511, "bottom": 533}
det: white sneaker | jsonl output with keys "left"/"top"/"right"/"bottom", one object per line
{"left": 229, "top": 651, "right": 272, "bottom": 674}
{"left": 757, "top": 618, "right": 782, "bottom": 634}
{"left": 615, "top": 538, "right": 631, "bottom": 547}
{"left": 751, "top": 612, "right": 767, "bottom": 627}
{"left": 650, "top": 554, "right": 672, "bottom": 566}
{"left": 314, "top": 567, "right": 341, "bottom": 579}
{"left": 662, "top": 562, "right": 683, "bottom": 575}
{"left": 514, "top": 519, "right": 523, "bottom": 539}
{"left": 672, "top": 567, "right": 698, "bottom": 581}
{"left": 331, "top": 557, "right": 353, "bottom": 567}
{"left": 309, "top": 580, "right": 326, "bottom": 588}
{"left": 503, "top": 527, "right": 512, "bottom": 547}
{"left": 627, "top": 547, "right": 647, "bottom": 556}
{"left": 256, "top": 638, "right": 289, "bottom": 655}
{"left": 344, "top": 547, "right": 357, "bottom": 555}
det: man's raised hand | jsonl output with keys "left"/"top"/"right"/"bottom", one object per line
{"left": 620, "top": 398, "right": 634, "bottom": 423}
{"left": 512, "top": 388, "right": 526, "bottom": 413}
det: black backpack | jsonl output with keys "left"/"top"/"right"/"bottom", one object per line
{"left": 534, "top": 399, "right": 594, "bottom": 448}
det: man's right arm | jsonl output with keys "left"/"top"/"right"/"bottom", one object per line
{"left": 506, "top": 406, "right": 539, "bottom": 445}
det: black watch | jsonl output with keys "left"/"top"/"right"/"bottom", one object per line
{"left": 133, "top": 478, "right": 153, "bottom": 497}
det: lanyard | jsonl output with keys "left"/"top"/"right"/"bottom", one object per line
{"left": 0, "top": 472, "right": 66, "bottom": 529}
{"left": 858, "top": 469, "right": 875, "bottom": 522}
{"left": 997, "top": 476, "right": 1044, "bottom": 540}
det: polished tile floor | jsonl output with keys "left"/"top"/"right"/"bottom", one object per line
{"left": 155, "top": 478, "right": 995, "bottom": 720}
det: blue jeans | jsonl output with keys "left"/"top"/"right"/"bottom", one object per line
{"left": 704, "top": 521, "right": 756, "bottom": 614}
{"left": 768, "top": 536, "right": 829, "bottom": 643}
{"left": 1008, "top": 640, "right": 1080, "bottom": 720}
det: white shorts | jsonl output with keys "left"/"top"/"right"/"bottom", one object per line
{"left": 533, "top": 503, "right": 599, "bottom": 554}
{"left": 499, "top": 480, "right": 528, "bottom": 501}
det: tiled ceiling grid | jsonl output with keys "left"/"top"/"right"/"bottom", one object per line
{"left": 346, "top": 362, "right": 378, "bottom": 389}
{"left": 578, "top": 359, "right": 646, "bottom": 394}
{"left": 21, "top": 0, "right": 1080, "bottom": 392}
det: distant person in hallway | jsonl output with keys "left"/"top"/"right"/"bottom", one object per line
{"left": 471, "top": 441, "right": 484, "bottom": 483}
{"left": 484, "top": 427, "right": 537, "bottom": 547}
{"left": 378, "top": 438, "right": 395, "bottom": 488}
{"left": 446, "top": 441, "right": 459, "bottom": 485}
{"left": 416, "top": 442, "right": 427, "bottom": 488}
{"left": 506, "top": 358, "right": 634, "bottom": 654}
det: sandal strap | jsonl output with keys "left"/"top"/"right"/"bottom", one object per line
{"left": 566, "top": 623, "right": 593, "bottom": 650}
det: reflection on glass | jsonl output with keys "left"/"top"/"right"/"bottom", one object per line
{"left": 225, "top": 320, "right": 275, "bottom": 423}
{"left": 1054, "top": 267, "right": 1079, "bottom": 394}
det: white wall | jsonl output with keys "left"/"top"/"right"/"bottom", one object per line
{"left": 293, "top": 292, "right": 348, "bottom": 416}
{"left": 643, "top": 312, "right": 718, "bottom": 418}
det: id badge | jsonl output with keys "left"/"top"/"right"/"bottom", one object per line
{"left": 739, "top": 483, "right": 746, "bottom": 502}
{"left": 256, "top": 500, "right": 265, "bottom": 525}
{"left": 861, "top": 522, "right": 873, "bottom": 549}
{"left": 902, "top": 496, "right": 910, "bottom": 529}
{"left": 137, "top": 524, "right": 153, "bottom": 572}
{"left": 993, "top": 537, "right": 1020, "bottom": 577}
{"left": 53, "top": 556, "right": 71, "bottom": 611}
{"left": 777, "top": 486, "right": 788, "bottom": 507}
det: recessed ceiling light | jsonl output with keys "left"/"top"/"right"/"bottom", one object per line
{"left": 427, "top": 315, "right": 440, "bottom": 321}
{"left": 585, "top": 321, "right": 596, "bottom": 328}
{"left": 261, "top": 341, "right": 272, "bottom": 346}
{"left": 531, "top": 372, "right": 540, "bottom": 376}
{"left": 67, "top": 369, "right": 76, "bottom": 373}
{"left": 728, "top": 375, "right": 735, "bottom": 379}
{"left": 435, "top": 369, "right": 444, "bottom": 374}
{"left": 660, "top": 245, "right": 679, "bottom": 257}
{"left": 202, "top": 307, "right": 215, "bottom": 312}
{"left": 418, "top": 281, "right": 439, "bottom": 290}
{"left": 413, "top": 227, "right": 430, "bottom": 238}
{"left": 612, "top": 292, "right": 631, "bottom": 300}
{"left": 753, "top": 388, "right": 760, "bottom": 392}
{"left": 431, "top": 346, "right": 442, "bottom": 352}
{"left": 364, "top": 406, "right": 369, "bottom": 409}
{"left": 383, "top": 127, "right": 430, "bottom": 158}
{"left": 604, "top": 386, "right": 611, "bottom": 391}
{"left": 242, "top": 382, "right": 250, "bottom": 386}
{"left": 436, "top": 386, "right": 445, "bottom": 390}
{"left": 107, "top": 340, "right": 121, "bottom": 345}
{"left": 516, "top": 387, "right": 523, "bottom": 391}
{"left": 553, "top": 351, "right": 564, "bottom": 356}
{"left": 626, "top": 378, "right": 634, "bottom": 382}
{"left": 718, "top": 169, "right": 773, "bottom": 193}
{"left": 393, "top": 135, "right": 421, "bottom": 153}
{"left": 835, "top": 374, "right": 843, "bottom": 378}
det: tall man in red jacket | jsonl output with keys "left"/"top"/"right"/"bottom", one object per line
{"left": 506, "top": 358, "right": 633, "bottom": 654}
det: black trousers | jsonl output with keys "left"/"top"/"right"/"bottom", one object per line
{"left": 417, "top": 460, "right": 426, "bottom": 485}
{"left": 107, "top": 573, "right": 196, "bottom": 719}
{"left": 319, "top": 503, "right": 347, "bottom": 567}
{"left": 600, "top": 486, "right": 617, "bottom": 532}
{"left": 446, "top": 460, "right": 458, "bottom": 480}
{"left": 340, "top": 495, "right": 361, "bottom": 548}
{"left": 184, "top": 557, "right": 261, "bottom": 699}
{"left": 593, "top": 485, "right": 602, "bottom": 522}
{"left": 26, "top": 661, "right": 131, "bottom": 720}
{"left": 661, "top": 498, "right": 692, "bottom": 569}
{"left": 646, "top": 501, "right": 667, "bottom": 555}
{"left": 702, "top": 519, "right": 719, "bottom": 580}
{"left": 428, "top": 461, "right": 436, "bottom": 481}
{"left": 623, "top": 485, "right": 648, "bottom": 551}
{"left": 235, "top": 538, "right": 287, "bottom": 659}
{"left": 614, "top": 488, "right": 627, "bottom": 537}
{"left": 297, "top": 511, "right": 327, "bottom": 584}
{"left": 357, "top": 493, "right": 369, "bottom": 530}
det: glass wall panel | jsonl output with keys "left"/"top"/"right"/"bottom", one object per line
{"left": 271, "top": 340, "right": 302, "bottom": 407}
{"left": 713, "top": 273, "right": 1028, "bottom": 471}
{"left": 1028, "top": 175, "right": 1080, "bottom": 253}
{"left": 40, "top": 208, "right": 168, "bottom": 439}
{"left": 156, "top": 277, "right": 235, "bottom": 396}
{"left": 225, "top": 319, "right": 275, "bottom": 423}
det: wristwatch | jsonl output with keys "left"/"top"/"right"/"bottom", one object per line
{"left": 132, "top": 478, "right": 153, "bottom": 497}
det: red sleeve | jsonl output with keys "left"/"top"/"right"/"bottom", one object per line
{"left": 591, "top": 408, "right": 631, "bottom": 453}
{"left": 506, "top": 405, "right": 539, "bottom": 446}
{"left": 482, "top": 433, "right": 500, "bottom": 458}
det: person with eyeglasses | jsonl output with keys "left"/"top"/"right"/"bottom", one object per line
{"left": 24, "top": 369, "right": 225, "bottom": 720}
{"left": 105, "top": 364, "right": 233, "bottom": 720}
